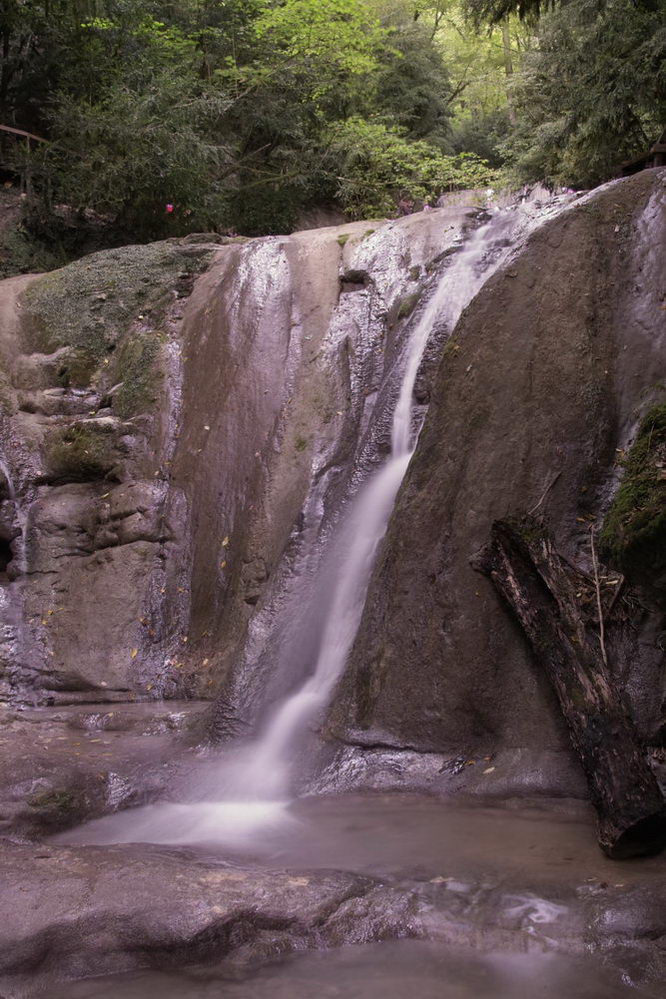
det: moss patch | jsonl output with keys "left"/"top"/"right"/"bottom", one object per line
{"left": 27, "top": 787, "right": 87, "bottom": 830}
{"left": 600, "top": 404, "right": 666, "bottom": 595}
{"left": 21, "top": 241, "right": 212, "bottom": 385}
{"left": 45, "top": 422, "right": 119, "bottom": 482}
{"left": 113, "top": 332, "right": 162, "bottom": 419}
{"left": 336, "top": 233, "right": 351, "bottom": 247}
{"left": 0, "top": 226, "right": 65, "bottom": 280}
{"left": 396, "top": 291, "right": 421, "bottom": 320}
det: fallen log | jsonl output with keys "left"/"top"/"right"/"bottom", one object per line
{"left": 472, "top": 517, "right": 666, "bottom": 859}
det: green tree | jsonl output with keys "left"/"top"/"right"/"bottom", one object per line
{"left": 324, "top": 116, "right": 497, "bottom": 217}
{"left": 502, "top": 0, "right": 666, "bottom": 186}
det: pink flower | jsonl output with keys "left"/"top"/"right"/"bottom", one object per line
{"left": 165, "top": 203, "right": 174, "bottom": 214}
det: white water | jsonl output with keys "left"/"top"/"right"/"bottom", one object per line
{"left": 60, "top": 207, "right": 552, "bottom": 848}
{"left": 239, "top": 219, "right": 513, "bottom": 803}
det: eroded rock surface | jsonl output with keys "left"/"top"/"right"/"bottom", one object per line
{"left": 329, "top": 170, "right": 666, "bottom": 768}
{"left": 2, "top": 801, "right": 665, "bottom": 996}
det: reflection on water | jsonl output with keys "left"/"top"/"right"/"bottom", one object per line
{"left": 51, "top": 939, "right": 652, "bottom": 999}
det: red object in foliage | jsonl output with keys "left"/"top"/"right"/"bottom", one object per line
{"left": 166, "top": 203, "right": 174, "bottom": 214}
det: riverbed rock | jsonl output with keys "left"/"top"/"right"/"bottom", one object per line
{"left": 1, "top": 807, "right": 665, "bottom": 995}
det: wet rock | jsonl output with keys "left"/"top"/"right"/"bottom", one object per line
{"left": 329, "top": 170, "right": 666, "bottom": 776}
{"left": 0, "top": 817, "right": 664, "bottom": 994}
{"left": 0, "top": 844, "right": 382, "bottom": 988}
{"left": 0, "top": 701, "right": 209, "bottom": 837}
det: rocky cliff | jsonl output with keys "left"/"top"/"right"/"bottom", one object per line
{"left": 330, "top": 170, "right": 666, "bottom": 777}
{"left": 0, "top": 171, "right": 663, "bottom": 803}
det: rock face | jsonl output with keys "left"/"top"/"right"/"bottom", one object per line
{"left": 329, "top": 170, "right": 666, "bottom": 761}
{"left": 0, "top": 176, "right": 665, "bottom": 996}
{"left": 0, "top": 172, "right": 663, "bottom": 794}
{"left": 157, "top": 208, "right": 484, "bottom": 731}
{"left": 0, "top": 242, "right": 215, "bottom": 703}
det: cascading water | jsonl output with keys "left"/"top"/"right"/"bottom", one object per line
{"left": 236, "top": 218, "right": 517, "bottom": 803}
{"left": 60, "top": 201, "right": 570, "bottom": 848}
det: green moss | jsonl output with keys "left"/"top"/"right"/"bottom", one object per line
{"left": 29, "top": 788, "right": 78, "bottom": 811}
{"left": 21, "top": 241, "right": 212, "bottom": 384}
{"left": 336, "top": 233, "right": 351, "bottom": 247}
{"left": 113, "top": 332, "right": 162, "bottom": 418}
{"left": 600, "top": 404, "right": 666, "bottom": 594}
{"left": 408, "top": 265, "right": 421, "bottom": 281}
{"left": 396, "top": 291, "right": 421, "bottom": 320}
{"left": 28, "top": 787, "right": 86, "bottom": 829}
{"left": 45, "top": 422, "right": 118, "bottom": 482}
{"left": 295, "top": 435, "right": 308, "bottom": 452}
{"left": 363, "top": 229, "right": 376, "bottom": 239}
{"left": 0, "top": 367, "right": 16, "bottom": 415}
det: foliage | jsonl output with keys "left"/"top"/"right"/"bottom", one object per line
{"left": 600, "top": 404, "right": 666, "bottom": 595}
{"left": 501, "top": 0, "right": 666, "bottom": 187}
{"left": 369, "top": 8, "right": 454, "bottom": 144}
{"left": 44, "top": 76, "right": 232, "bottom": 239}
{"left": 326, "top": 117, "right": 497, "bottom": 217}
{"left": 1, "top": 0, "right": 664, "bottom": 248}
{"left": 1, "top": 0, "right": 464, "bottom": 242}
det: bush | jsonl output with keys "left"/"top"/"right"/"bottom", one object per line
{"left": 325, "top": 117, "right": 498, "bottom": 218}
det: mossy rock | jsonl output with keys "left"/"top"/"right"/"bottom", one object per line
{"left": 396, "top": 291, "right": 421, "bottom": 321}
{"left": 21, "top": 241, "right": 212, "bottom": 384}
{"left": 600, "top": 404, "right": 666, "bottom": 600}
{"left": 113, "top": 332, "right": 162, "bottom": 419}
{"left": 45, "top": 422, "right": 119, "bottom": 482}
{"left": 0, "top": 225, "right": 65, "bottom": 280}
{"left": 28, "top": 787, "right": 86, "bottom": 828}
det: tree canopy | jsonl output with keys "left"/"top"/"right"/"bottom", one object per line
{"left": 0, "top": 0, "right": 663, "bottom": 256}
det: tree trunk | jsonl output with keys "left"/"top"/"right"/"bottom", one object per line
{"left": 501, "top": 20, "right": 518, "bottom": 126}
{"left": 472, "top": 518, "right": 666, "bottom": 859}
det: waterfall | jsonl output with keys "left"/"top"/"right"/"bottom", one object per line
{"left": 228, "top": 215, "right": 519, "bottom": 802}
{"left": 61, "top": 205, "right": 565, "bottom": 847}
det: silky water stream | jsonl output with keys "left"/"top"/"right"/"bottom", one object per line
{"left": 54, "top": 203, "right": 659, "bottom": 999}
{"left": 61, "top": 212, "right": 520, "bottom": 849}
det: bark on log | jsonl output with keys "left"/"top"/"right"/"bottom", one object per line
{"left": 473, "top": 517, "right": 666, "bottom": 859}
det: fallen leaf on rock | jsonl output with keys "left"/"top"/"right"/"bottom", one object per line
{"left": 130, "top": 648, "right": 138, "bottom": 659}
{"left": 483, "top": 767, "right": 496, "bottom": 775}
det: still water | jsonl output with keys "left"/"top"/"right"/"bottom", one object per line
{"left": 53, "top": 938, "right": 654, "bottom": 999}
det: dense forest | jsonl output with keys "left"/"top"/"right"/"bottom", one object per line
{"left": 0, "top": 0, "right": 664, "bottom": 259}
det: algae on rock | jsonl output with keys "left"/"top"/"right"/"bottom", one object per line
{"left": 20, "top": 241, "right": 213, "bottom": 396}
{"left": 45, "top": 422, "right": 120, "bottom": 482}
{"left": 600, "top": 403, "right": 666, "bottom": 598}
